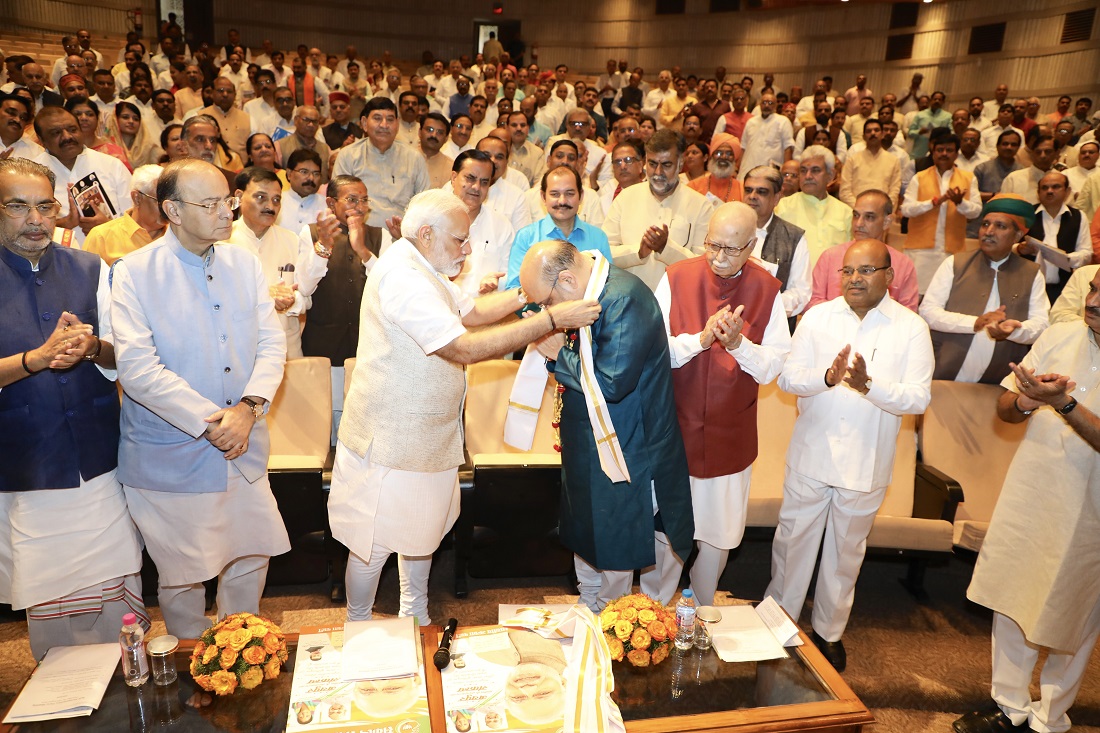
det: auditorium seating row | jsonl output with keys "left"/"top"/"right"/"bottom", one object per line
{"left": 256, "top": 356, "right": 1027, "bottom": 602}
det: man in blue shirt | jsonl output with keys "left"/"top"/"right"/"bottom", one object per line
{"left": 506, "top": 165, "right": 612, "bottom": 289}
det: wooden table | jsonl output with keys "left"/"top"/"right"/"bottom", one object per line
{"left": 0, "top": 624, "right": 871, "bottom": 732}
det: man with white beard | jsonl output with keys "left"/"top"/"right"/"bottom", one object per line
{"left": 687, "top": 132, "right": 742, "bottom": 204}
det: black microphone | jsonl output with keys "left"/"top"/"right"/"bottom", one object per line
{"left": 433, "top": 618, "right": 458, "bottom": 670}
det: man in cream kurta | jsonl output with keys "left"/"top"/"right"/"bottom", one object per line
{"left": 604, "top": 129, "right": 714, "bottom": 291}
{"left": 955, "top": 268, "right": 1100, "bottom": 733}
{"left": 112, "top": 160, "right": 290, "bottom": 639}
{"left": 329, "top": 189, "right": 600, "bottom": 625}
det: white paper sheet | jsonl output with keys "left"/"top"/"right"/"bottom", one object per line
{"left": 709, "top": 605, "right": 789, "bottom": 663}
{"left": 340, "top": 617, "right": 419, "bottom": 682}
{"left": 1031, "top": 238, "right": 1074, "bottom": 272}
{"left": 755, "top": 596, "right": 804, "bottom": 647}
{"left": 4, "top": 643, "right": 119, "bottom": 723}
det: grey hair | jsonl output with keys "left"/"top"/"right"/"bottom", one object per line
{"left": 400, "top": 188, "right": 468, "bottom": 241}
{"left": 0, "top": 157, "right": 56, "bottom": 189}
{"left": 130, "top": 164, "right": 162, "bottom": 196}
{"left": 744, "top": 165, "right": 782, "bottom": 194}
{"left": 181, "top": 114, "right": 219, "bottom": 139}
{"left": 539, "top": 240, "right": 580, "bottom": 287}
{"left": 800, "top": 144, "right": 836, "bottom": 175}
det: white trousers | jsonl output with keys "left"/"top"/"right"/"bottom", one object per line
{"left": 765, "top": 468, "right": 885, "bottom": 641}
{"left": 992, "top": 603, "right": 1100, "bottom": 733}
{"left": 157, "top": 554, "right": 270, "bottom": 639}
{"left": 345, "top": 542, "right": 433, "bottom": 625}
{"left": 574, "top": 531, "right": 684, "bottom": 611}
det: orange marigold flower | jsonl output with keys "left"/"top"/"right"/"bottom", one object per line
{"left": 613, "top": 620, "right": 633, "bottom": 642}
{"left": 651, "top": 643, "right": 670, "bottom": 665}
{"left": 606, "top": 637, "right": 625, "bottom": 662}
{"left": 647, "top": 620, "right": 668, "bottom": 642}
{"left": 630, "top": 628, "right": 652, "bottom": 649}
{"left": 219, "top": 647, "right": 238, "bottom": 670}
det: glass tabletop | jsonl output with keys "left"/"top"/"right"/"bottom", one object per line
{"left": 612, "top": 643, "right": 837, "bottom": 721}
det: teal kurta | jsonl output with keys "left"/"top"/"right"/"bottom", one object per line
{"left": 552, "top": 265, "right": 694, "bottom": 571}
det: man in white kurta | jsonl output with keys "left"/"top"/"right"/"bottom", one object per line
{"left": 655, "top": 202, "right": 791, "bottom": 607}
{"left": 225, "top": 167, "right": 320, "bottom": 359}
{"left": 329, "top": 188, "right": 601, "bottom": 624}
{"left": 449, "top": 151, "right": 515, "bottom": 299}
{"left": 766, "top": 240, "right": 933, "bottom": 672}
{"left": 605, "top": 129, "right": 714, "bottom": 291}
{"left": 112, "top": 160, "right": 290, "bottom": 638}
{"left": 277, "top": 153, "right": 329, "bottom": 236}
{"left": 955, "top": 269, "right": 1100, "bottom": 733}
{"left": 738, "top": 94, "right": 794, "bottom": 181}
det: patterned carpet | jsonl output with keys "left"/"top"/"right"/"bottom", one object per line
{"left": 0, "top": 539, "right": 1097, "bottom": 732}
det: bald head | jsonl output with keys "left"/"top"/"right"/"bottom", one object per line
{"left": 518, "top": 240, "right": 595, "bottom": 307}
{"left": 704, "top": 202, "right": 758, "bottom": 279}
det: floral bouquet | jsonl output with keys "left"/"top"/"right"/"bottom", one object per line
{"left": 189, "top": 613, "right": 289, "bottom": 695}
{"left": 598, "top": 593, "right": 678, "bottom": 667}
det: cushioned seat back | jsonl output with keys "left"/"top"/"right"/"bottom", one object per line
{"left": 920, "top": 380, "right": 1026, "bottom": 530}
{"left": 267, "top": 356, "right": 332, "bottom": 470}
{"left": 465, "top": 359, "right": 560, "bottom": 458}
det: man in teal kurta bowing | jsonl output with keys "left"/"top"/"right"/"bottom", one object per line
{"left": 519, "top": 240, "right": 694, "bottom": 611}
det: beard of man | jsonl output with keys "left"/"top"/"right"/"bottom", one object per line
{"left": 708, "top": 155, "right": 735, "bottom": 180}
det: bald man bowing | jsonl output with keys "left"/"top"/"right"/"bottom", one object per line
{"left": 656, "top": 202, "right": 791, "bottom": 606}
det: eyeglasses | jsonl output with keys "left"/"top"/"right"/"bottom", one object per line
{"left": 711, "top": 150, "right": 735, "bottom": 160}
{"left": 612, "top": 156, "right": 640, "bottom": 167}
{"left": 339, "top": 196, "right": 370, "bottom": 208}
{"left": 173, "top": 196, "right": 240, "bottom": 212}
{"left": 291, "top": 168, "right": 322, "bottom": 178}
{"left": 530, "top": 277, "right": 558, "bottom": 310}
{"left": 0, "top": 201, "right": 62, "bottom": 218}
{"left": 838, "top": 265, "right": 891, "bottom": 277}
{"left": 705, "top": 239, "right": 754, "bottom": 257}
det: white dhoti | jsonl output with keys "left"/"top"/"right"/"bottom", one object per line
{"left": 124, "top": 467, "right": 290, "bottom": 638}
{"left": 328, "top": 440, "right": 460, "bottom": 624}
{"left": 765, "top": 467, "right": 885, "bottom": 642}
{"left": 687, "top": 468, "right": 752, "bottom": 606}
{"left": 0, "top": 470, "right": 146, "bottom": 659}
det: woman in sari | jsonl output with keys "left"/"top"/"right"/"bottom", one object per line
{"left": 107, "top": 101, "right": 163, "bottom": 169}
{"left": 245, "top": 133, "right": 288, "bottom": 187}
{"left": 64, "top": 96, "right": 131, "bottom": 170}
{"left": 159, "top": 123, "right": 188, "bottom": 163}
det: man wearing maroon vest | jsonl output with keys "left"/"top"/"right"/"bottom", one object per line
{"left": 919, "top": 194, "right": 1049, "bottom": 385}
{"left": 655, "top": 202, "right": 792, "bottom": 606}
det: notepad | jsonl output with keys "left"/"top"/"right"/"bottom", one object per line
{"left": 340, "top": 617, "right": 419, "bottom": 681}
{"left": 4, "top": 643, "right": 119, "bottom": 723}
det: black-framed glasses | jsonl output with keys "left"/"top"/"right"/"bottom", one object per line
{"left": 839, "top": 265, "right": 891, "bottom": 277}
{"left": 173, "top": 196, "right": 240, "bottom": 212}
{"left": 705, "top": 239, "right": 753, "bottom": 258}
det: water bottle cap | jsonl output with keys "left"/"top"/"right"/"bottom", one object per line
{"left": 682, "top": 590, "right": 693, "bottom": 599}
{"left": 122, "top": 613, "right": 137, "bottom": 625}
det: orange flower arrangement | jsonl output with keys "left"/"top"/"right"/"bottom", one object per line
{"left": 189, "top": 613, "right": 289, "bottom": 695}
{"left": 599, "top": 593, "right": 677, "bottom": 667}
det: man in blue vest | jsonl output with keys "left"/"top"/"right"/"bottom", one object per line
{"left": 0, "top": 157, "right": 146, "bottom": 659}
{"left": 111, "top": 158, "right": 290, "bottom": 638}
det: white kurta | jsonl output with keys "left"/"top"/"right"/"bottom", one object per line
{"left": 655, "top": 275, "right": 791, "bottom": 547}
{"left": 919, "top": 254, "right": 1050, "bottom": 382}
{"left": 486, "top": 178, "right": 532, "bottom": 235}
{"left": 276, "top": 189, "right": 328, "bottom": 235}
{"left": 604, "top": 182, "right": 715, "bottom": 291}
{"left": 451, "top": 201, "right": 515, "bottom": 299}
{"left": 328, "top": 241, "right": 474, "bottom": 558}
{"left": 34, "top": 147, "right": 132, "bottom": 246}
{"left": 1034, "top": 204, "right": 1093, "bottom": 283}
{"left": 967, "top": 322, "right": 1100, "bottom": 652}
{"left": 739, "top": 113, "right": 794, "bottom": 181}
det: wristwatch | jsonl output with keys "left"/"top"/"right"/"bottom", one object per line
{"left": 1057, "top": 397, "right": 1079, "bottom": 415}
{"left": 240, "top": 396, "right": 265, "bottom": 419}
{"left": 1013, "top": 396, "right": 1035, "bottom": 416}
{"left": 861, "top": 377, "right": 873, "bottom": 394}
{"left": 313, "top": 241, "right": 332, "bottom": 259}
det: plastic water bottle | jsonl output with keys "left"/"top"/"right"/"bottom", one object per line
{"left": 120, "top": 612, "right": 150, "bottom": 687}
{"left": 674, "top": 590, "right": 696, "bottom": 651}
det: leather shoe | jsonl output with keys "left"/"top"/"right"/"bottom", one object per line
{"left": 952, "top": 708, "right": 1030, "bottom": 733}
{"left": 810, "top": 630, "right": 846, "bottom": 672}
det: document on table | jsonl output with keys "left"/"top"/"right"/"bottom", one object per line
{"left": 340, "top": 616, "right": 419, "bottom": 681}
{"left": 3, "top": 643, "right": 119, "bottom": 723}
{"left": 709, "top": 602, "right": 792, "bottom": 663}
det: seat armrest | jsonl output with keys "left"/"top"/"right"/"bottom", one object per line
{"left": 914, "top": 463, "right": 965, "bottom": 523}
{"left": 322, "top": 446, "right": 336, "bottom": 491}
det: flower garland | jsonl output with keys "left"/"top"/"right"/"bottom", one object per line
{"left": 551, "top": 330, "right": 579, "bottom": 452}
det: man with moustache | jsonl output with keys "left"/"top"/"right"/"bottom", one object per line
{"left": 0, "top": 92, "right": 43, "bottom": 160}
{"left": 419, "top": 112, "right": 454, "bottom": 190}
{"left": 809, "top": 189, "right": 919, "bottom": 311}
{"left": 775, "top": 146, "right": 852, "bottom": 266}
{"left": 111, "top": 159, "right": 290, "bottom": 637}
{"left": 477, "top": 131, "right": 531, "bottom": 234}
{"left": 687, "top": 132, "right": 742, "bottom": 204}
{"left": 525, "top": 139, "right": 607, "bottom": 228}
{"left": 330, "top": 188, "right": 600, "bottom": 624}
{"left": 506, "top": 164, "right": 612, "bottom": 289}
{"left": 323, "top": 91, "right": 364, "bottom": 150}
{"left": 446, "top": 150, "right": 515, "bottom": 299}
{"left": 278, "top": 149, "right": 327, "bottom": 235}
{"left": 839, "top": 118, "right": 901, "bottom": 209}
{"left": 505, "top": 110, "right": 546, "bottom": 188}
{"left": 1014, "top": 170, "right": 1092, "bottom": 303}
{"left": 32, "top": 106, "right": 131, "bottom": 246}
{"left": 180, "top": 115, "right": 237, "bottom": 191}
{"left": 605, "top": 129, "right": 714, "bottom": 291}
{"left": 0, "top": 157, "right": 147, "bottom": 660}
{"left": 954, "top": 271, "right": 1100, "bottom": 733}
{"left": 656, "top": 201, "right": 791, "bottom": 606}
{"left": 766, "top": 238, "right": 933, "bottom": 671}
{"left": 442, "top": 114, "right": 474, "bottom": 160}
{"left": 226, "top": 166, "right": 316, "bottom": 359}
